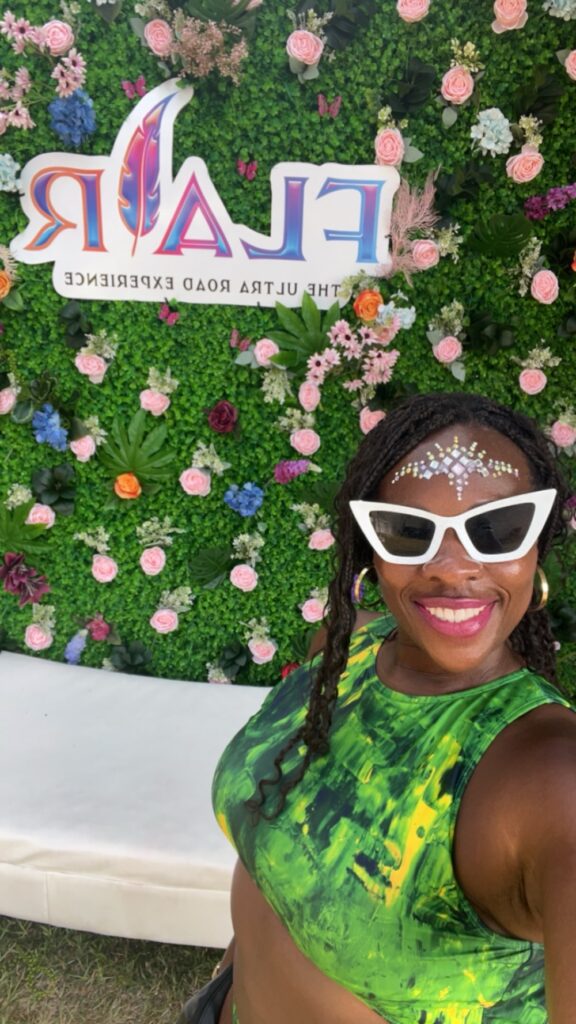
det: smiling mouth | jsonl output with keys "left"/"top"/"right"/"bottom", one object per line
{"left": 413, "top": 601, "right": 497, "bottom": 637}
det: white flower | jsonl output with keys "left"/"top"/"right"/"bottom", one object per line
{"left": 190, "top": 441, "right": 230, "bottom": 476}
{"left": 158, "top": 586, "right": 194, "bottom": 614}
{"left": 470, "top": 108, "right": 513, "bottom": 156}
{"left": 543, "top": 0, "right": 576, "bottom": 18}
{"left": 5, "top": 484, "right": 33, "bottom": 509}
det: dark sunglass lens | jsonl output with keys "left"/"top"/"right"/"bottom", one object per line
{"left": 369, "top": 510, "right": 435, "bottom": 557}
{"left": 466, "top": 504, "right": 535, "bottom": 555}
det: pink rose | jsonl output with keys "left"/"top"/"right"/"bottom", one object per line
{"left": 140, "top": 546, "right": 166, "bottom": 576}
{"left": 290, "top": 428, "right": 321, "bottom": 456}
{"left": 519, "top": 368, "right": 547, "bottom": 395}
{"left": 75, "top": 353, "right": 108, "bottom": 384}
{"left": 530, "top": 269, "right": 559, "bottom": 304}
{"left": 26, "top": 503, "right": 55, "bottom": 528}
{"left": 506, "top": 145, "right": 544, "bottom": 184}
{"left": 374, "top": 128, "right": 405, "bottom": 167}
{"left": 229, "top": 563, "right": 259, "bottom": 591}
{"left": 253, "top": 337, "right": 280, "bottom": 367}
{"left": 286, "top": 30, "right": 324, "bottom": 67}
{"left": 150, "top": 608, "right": 179, "bottom": 633}
{"left": 550, "top": 421, "right": 576, "bottom": 448}
{"left": 0, "top": 386, "right": 17, "bottom": 414}
{"left": 298, "top": 380, "right": 321, "bottom": 412}
{"left": 24, "top": 624, "right": 53, "bottom": 651}
{"left": 144, "top": 19, "right": 173, "bottom": 57}
{"left": 565, "top": 51, "right": 576, "bottom": 81}
{"left": 42, "top": 19, "right": 74, "bottom": 55}
{"left": 179, "top": 467, "right": 211, "bottom": 496}
{"left": 248, "top": 637, "right": 277, "bottom": 665}
{"left": 359, "top": 407, "right": 387, "bottom": 434}
{"left": 140, "top": 389, "right": 171, "bottom": 416}
{"left": 301, "top": 597, "right": 326, "bottom": 623}
{"left": 396, "top": 0, "right": 430, "bottom": 22}
{"left": 411, "top": 239, "right": 440, "bottom": 270}
{"left": 441, "top": 65, "right": 474, "bottom": 105}
{"left": 91, "top": 554, "right": 119, "bottom": 583}
{"left": 433, "top": 336, "right": 462, "bottom": 364}
{"left": 70, "top": 434, "right": 96, "bottom": 462}
{"left": 492, "top": 0, "right": 528, "bottom": 33}
{"left": 308, "top": 528, "right": 335, "bottom": 551}
{"left": 374, "top": 319, "right": 401, "bottom": 345}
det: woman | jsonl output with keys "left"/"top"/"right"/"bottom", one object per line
{"left": 182, "top": 392, "right": 576, "bottom": 1024}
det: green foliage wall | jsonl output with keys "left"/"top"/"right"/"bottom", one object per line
{"left": 1, "top": 0, "right": 575, "bottom": 686}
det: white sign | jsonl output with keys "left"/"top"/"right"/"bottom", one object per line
{"left": 11, "top": 81, "right": 399, "bottom": 309}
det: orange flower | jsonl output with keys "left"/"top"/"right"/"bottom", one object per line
{"left": 0, "top": 269, "right": 12, "bottom": 301}
{"left": 114, "top": 472, "right": 142, "bottom": 499}
{"left": 353, "top": 289, "right": 383, "bottom": 322}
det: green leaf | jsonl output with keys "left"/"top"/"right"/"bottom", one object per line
{"left": 189, "top": 546, "right": 232, "bottom": 587}
{"left": 322, "top": 301, "right": 341, "bottom": 334}
{"left": 11, "top": 399, "right": 34, "bottom": 424}
{"left": 301, "top": 291, "right": 321, "bottom": 333}
{"left": 469, "top": 213, "right": 533, "bottom": 258}
{"left": 127, "top": 409, "right": 147, "bottom": 449}
{"left": 275, "top": 302, "right": 306, "bottom": 338}
{"left": 139, "top": 422, "right": 167, "bottom": 459}
{"left": 0, "top": 501, "right": 50, "bottom": 554}
{"left": 442, "top": 106, "right": 458, "bottom": 128}
{"left": 403, "top": 145, "right": 424, "bottom": 163}
{"left": 449, "top": 360, "right": 466, "bottom": 382}
{"left": 305, "top": 479, "right": 341, "bottom": 513}
{"left": 2, "top": 288, "right": 24, "bottom": 311}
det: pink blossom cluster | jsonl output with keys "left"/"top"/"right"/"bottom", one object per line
{"left": 51, "top": 48, "right": 86, "bottom": 98}
{"left": 0, "top": 12, "right": 85, "bottom": 120}
{"left": 0, "top": 66, "right": 33, "bottom": 133}
{"left": 304, "top": 319, "right": 401, "bottom": 400}
{"left": 144, "top": 17, "right": 248, "bottom": 85}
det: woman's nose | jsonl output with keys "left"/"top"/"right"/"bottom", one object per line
{"left": 420, "top": 528, "right": 482, "bottom": 579}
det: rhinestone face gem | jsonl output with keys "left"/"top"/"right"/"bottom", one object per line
{"left": 391, "top": 436, "right": 520, "bottom": 500}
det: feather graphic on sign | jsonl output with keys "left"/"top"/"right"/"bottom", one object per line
{"left": 118, "top": 95, "right": 173, "bottom": 256}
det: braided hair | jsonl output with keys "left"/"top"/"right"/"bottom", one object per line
{"left": 246, "top": 392, "right": 570, "bottom": 823}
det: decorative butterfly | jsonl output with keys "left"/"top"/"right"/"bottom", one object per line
{"left": 121, "top": 76, "right": 147, "bottom": 99}
{"left": 229, "top": 327, "right": 251, "bottom": 351}
{"left": 317, "top": 93, "right": 342, "bottom": 118}
{"left": 158, "top": 302, "right": 179, "bottom": 326}
{"left": 236, "top": 157, "right": 258, "bottom": 181}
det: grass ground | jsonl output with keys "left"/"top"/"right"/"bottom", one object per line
{"left": 0, "top": 915, "right": 221, "bottom": 1024}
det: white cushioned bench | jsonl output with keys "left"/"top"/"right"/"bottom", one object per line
{"left": 0, "top": 653, "right": 268, "bottom": 948}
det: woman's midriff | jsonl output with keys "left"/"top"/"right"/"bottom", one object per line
{"left": 219, "top": 859, "right": 389, "bottom": 1024}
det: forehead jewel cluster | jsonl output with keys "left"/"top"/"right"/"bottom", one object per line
{"left": 391, "top": 436, "right": 520, "bottom": 501}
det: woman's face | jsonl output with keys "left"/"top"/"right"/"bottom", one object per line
{"left": 371, "top": 424, "right": 540, "bottom": 680}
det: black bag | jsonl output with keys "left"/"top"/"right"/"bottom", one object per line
{"left": 175, "top": 963, "right": 233, "bottom": 1024}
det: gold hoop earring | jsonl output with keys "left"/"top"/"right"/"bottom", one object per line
{"left": 352, "top": 565, "right": 384, "bottom": 608}
{"left": 529, "top": 566, "right": 549, "bottom": 612}
{"left": 352, "top": 566, "right": 372, "bottom": 605}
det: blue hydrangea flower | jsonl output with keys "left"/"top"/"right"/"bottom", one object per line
{"left": 224, "top": 483, "right": 264, "bottom": 517}
{"left": 48, "top": 90, "right": 96, "bottom": 149}
{"left": 470, "top": 108, "right": 513, "bottom": 157}
{"left": 0, "top": 153, "right": 21, "bottom": 193}
{"left": 396, "top": 305, "right": 416, "bottom": 330}
{"left": 31, "top": 404, "right": 68, "bottom": 452}
{"left": 64, "top": 629, "right": 88, "bottom": 665}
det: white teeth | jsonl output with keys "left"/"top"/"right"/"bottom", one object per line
{"left": 426, "top": 606, "right": 486, "bottom": 623}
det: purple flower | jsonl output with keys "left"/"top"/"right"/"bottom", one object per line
{"left": 524, "top": 196, "right": 548, "bottom": 220}
{"left": 0, "top": 552, "right": 51, "bottom": 606}
{"left": 546, "top": 187, "right": 570, "bottom": 211}
{"left": 274, "top": 459, "right": 310, "bottom": 484}
{"left": 64, "top": 629, "right": 88, "bottom": 665}
{"left": 563, "top": 183, "right": 576, "bottom": 199}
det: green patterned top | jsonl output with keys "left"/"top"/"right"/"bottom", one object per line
{"left": 212, "top": 614, "right": 572, "bottom": 1024}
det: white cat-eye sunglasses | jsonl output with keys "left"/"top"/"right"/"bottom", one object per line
{"left": 349, "top": 489, "right": 557, "bottom": 565}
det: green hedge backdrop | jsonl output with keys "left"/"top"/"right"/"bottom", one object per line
{"left": 1, "top": 0, "right": 575, "bottom": 687}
